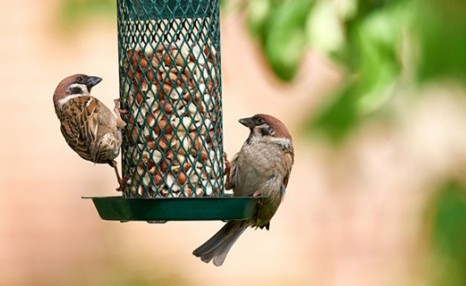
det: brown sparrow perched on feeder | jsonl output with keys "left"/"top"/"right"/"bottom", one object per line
{"left": 193, "top": 114, "right": 294, "bottom": 266}
{"left": 53, "top": 74, "right": 127, "bottom": 191}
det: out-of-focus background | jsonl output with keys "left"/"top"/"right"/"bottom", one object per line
{"left": 1, "top": 0, "right": 466, "bottom": 285}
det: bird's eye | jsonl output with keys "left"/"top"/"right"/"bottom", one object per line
{"left": 76, "top": 76, "right": 83, "bottom": 83}
{"left": 255, "top": 117, "right": 265, "bottom": 125}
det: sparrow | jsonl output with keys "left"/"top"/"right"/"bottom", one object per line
{"left": 53, "top": 74, "right": 127, "bottom": 190}
{"left": 193, "top": 114, "right": 294, "bottom": 266}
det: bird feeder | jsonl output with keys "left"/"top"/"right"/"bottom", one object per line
{"left": 88, "top": 0, "right": 257, "bottom": 222}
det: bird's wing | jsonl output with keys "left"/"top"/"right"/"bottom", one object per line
{"left": 59, "top": 96, "right": 99, "bottom": 161}
{"left": 60, "top": 115, "right": 92, "bottom": 161}
{"left": 282, "top": 146, "right": 294, "bottom": 188}
{"left": 226, "top": 153, "right": 239, "bottom": 190}
{"left": 82, "top": 97, "right": 103, "bottom": 161}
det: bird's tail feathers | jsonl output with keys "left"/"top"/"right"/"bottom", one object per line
{"left": 193, "top": 220, "right": 248, "bottom": 266}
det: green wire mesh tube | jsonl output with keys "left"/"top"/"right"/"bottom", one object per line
{"left": 117, "top": 0, "right": 224, "bottom": 198}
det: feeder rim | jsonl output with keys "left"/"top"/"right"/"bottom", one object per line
{"left": 85, "top": 195, "right": 265, "bottom": 221}
{"left": 82, "top": 195, "right": 268, "bottom": 200}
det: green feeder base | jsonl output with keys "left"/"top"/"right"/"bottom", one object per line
{"left": 85, "top": 196, "right": 260, "bottom": 223}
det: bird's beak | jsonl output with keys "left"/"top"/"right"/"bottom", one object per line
{"left": 239, "top": 117, "right": 255, "bottom": 128}
{"left": 86, "top": 76, "right": 102, "bottom": 88}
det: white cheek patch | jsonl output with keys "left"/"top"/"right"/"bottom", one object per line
{"left": 68, "top": 83, "right": 89, "bottom": 93}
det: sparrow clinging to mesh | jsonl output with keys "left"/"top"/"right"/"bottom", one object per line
{"left": 193, "top": 114, "right": 294, "bottom": 266}
{"left": 53, "top": 74, "right": 126, "bottom": 191}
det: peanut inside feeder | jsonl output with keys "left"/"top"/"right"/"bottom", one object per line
{"left": 118, "top": 0, "right": 224, "bottom": 198}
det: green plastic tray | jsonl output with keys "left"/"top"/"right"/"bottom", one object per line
{"left": 86, "top": 196, "right": 259, "bottom": 222}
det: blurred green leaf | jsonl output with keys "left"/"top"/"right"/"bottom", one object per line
{"left": 430, "top": 180, "right": 466, "bottom": 286}
{"left": 308, "top": 84, "right": 358, "bottom": 142}
{"left": 246, "top": 0, "right": 314, "bottom": 81}
{"left": 306, "top": 0, "right": 345, "bottom": 55}
{"left": 415, "top": 0, "right": 466, "bottom": 82}
{"left": 247, "top": 0, "right": 273, "bottom": 39}
{"left": 355, "top": 0, "right": 404, "bottom": 18}
{"left": 59, "top": 0, "right": 116, "bottom": 31}
{"left": 306, "top": 1, "right": 407, "bottom": 142}
{"left": 353, "top": 2, "right": 408, "bottom": 112}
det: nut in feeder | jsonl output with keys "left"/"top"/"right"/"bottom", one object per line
{"left": 118, "top": 0, "right": 224, "bottom": 198}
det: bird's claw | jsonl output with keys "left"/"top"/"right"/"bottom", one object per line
{"left": 116, "top": 175, "right": 129, "bottom": 192}
{"left": 113, "top": 99, "right": 128, "bottom": 129}
{"left": 223, "top": 152, "right": 233, "bottom": 189}
{"left": 223, "top": 152, "right": 231, "bottom": 171}
{"left": 114, "top": 99, "right": 128, "bottom": 113}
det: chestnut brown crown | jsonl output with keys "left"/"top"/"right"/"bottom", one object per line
{"left": 239, "top": 113, "right": 292, "bottom": 141}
